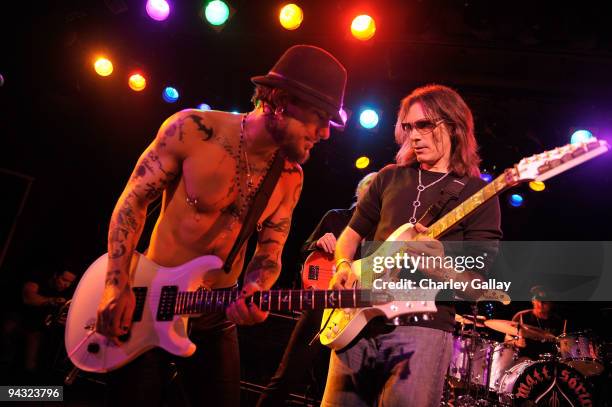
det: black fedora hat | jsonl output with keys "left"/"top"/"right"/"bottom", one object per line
{"left": 252, "top": 45, "right": 347, "bottom": 126}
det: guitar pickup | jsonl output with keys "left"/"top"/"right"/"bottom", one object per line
{"left": 132, "top": 287, "right": 147, "bottom": 322}
{"left": 308, "top": 265, "right": 319, "bottom": 281}
{"left": 157, "top": 285, "right": 178, "bottom": 321}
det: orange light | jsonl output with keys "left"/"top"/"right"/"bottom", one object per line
{"left": 279, "top": 4, "right": 303, "bottom": 30}
{"left": 351, "top": 15, "right": 376, "bottom": 41}
{"left": 128, "top": 73, "right": 146, "bottom": 91}
{"left": 355, "top": 156, "right": 370, "bottom": 169}
{"left": 529, "top": 181, "right": 546, "bottom": 192}
{"left": 94, "top": 57, "right": 113, "bottom": 77}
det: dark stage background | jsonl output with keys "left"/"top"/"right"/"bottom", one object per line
{"left": 1, "top": 0, "right": 611, "bottom": 403}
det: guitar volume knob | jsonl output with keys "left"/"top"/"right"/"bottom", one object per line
{"left": 87, "top": 342, "right": 100, "bottom": 354}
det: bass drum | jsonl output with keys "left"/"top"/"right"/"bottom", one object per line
{"left": 497, "top": 360, "right": 593, "bottom": 406}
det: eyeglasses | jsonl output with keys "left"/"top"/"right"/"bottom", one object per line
{"left": 399, "top": 119, "right": 447, "bottom": 135}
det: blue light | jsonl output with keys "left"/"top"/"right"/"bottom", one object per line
{"left": 162, "top": 87, "right": 179, "bottom": 103}
{"left": 509, "top": 193, "right": 524, "bottom": 207}
{"left": 197, "top": 103, "right": 211, "bottom": 111}
{"left": 359, "top": 109, "right": 379, "bottom": 129}
{"left": 231, "top": 110, "right": 240, "bottom": 114}
{"left": 570, "top": 129, "right": 594, "bottom": 145}
{"left": 480, "top": 173, "right": 493, "bottom": 183}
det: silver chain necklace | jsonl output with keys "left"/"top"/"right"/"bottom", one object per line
{"left": 409, "top": 168, "right": 450, "bottom": 225}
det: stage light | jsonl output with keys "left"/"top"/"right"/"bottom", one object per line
{"left": 356, "top": 156, "right": 370, "bottom": 169}
{"left": 231, "top": 110, "right": 240, "bottom": 114}
{"left": 529, "top": 181, "right": 545, "bottom": 192}
{"left": 146, "top": 0, "right": 170, "bottom": 21}
{"left": 351, "top": 15, "right": 376, "bottom": 41}
{"left": 480, "top": 173, "right": 493, "bottom": 183}
{"left": 197, "top": 103, "right": 211, "bottom": 111}
{"left": 205, "top": 1, "right": 230, "bottom": 26}
{"left": 0, "top": 73, "right": 4, "bottom": 87}
{"left": 94, "top": 57, "right": 113, "bottom": 77}
{"left": 509, "top": 193, "right": 524, "bottom": 207}
{"left": 163, "top": 87, "right": 179, "bottom": 103}
{"left": 359, "top": 109, "right": 379, "bottom": 129}
{"left": 570, "top": 129, "right": 594, "bottom": 145}
{"left": 128, "top": 73, "right": 146, "bottom": 91}
{"left": 279, "top": 4, "right": 303, "bottom": 30}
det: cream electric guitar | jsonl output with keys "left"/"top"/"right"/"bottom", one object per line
{"left": 320, "top": 138, "right": 609, "bottom": 350}
{"left": 65, "top": 253, "right": 435, "bottom": 373}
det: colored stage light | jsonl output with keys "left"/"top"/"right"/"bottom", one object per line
{"left": 359, "top": 109, "right": 379, "bottom": 129}
{"left": 356, "top": 156, "right": 370, "bottom": 169}
{"left": 570, "top": 129, "right": 594, "bottom": 145}
{"left": 94, "top": 57, "right": 113, "bottom": 77}
{"left": 279, "top": 4, "right": 303, "bottom": 30}
{"left": 128, "top": 73, "right": 146, "bottom": 91}
{"left": 163, "top": 87, "right": 179, "bottom": 103}
{"left": 0, "top": 73, "right": 5, "bottom": 86}
{"left": 529, "top": 181, "right": 545, "bottom": 192}
{"left": 205, "top": 1, "right": 230, "bottom": 26}
{"left": 509, "top": 193, "right": 524, "bottom": 207}
{"left": 197, "top": 103, "right": 211, "bottom": 111}
{"left": 351, "top": 15, "right": 376, "bottom": 41}
{"left": 480, "top": 173, "right": 493, "bottom": 183}
{"left": 146, "top": 0, "right": 170, "bottom": 21}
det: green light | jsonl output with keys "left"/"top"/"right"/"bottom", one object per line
{"left": 205, "top": 1, "right": 230, "bottom": 26}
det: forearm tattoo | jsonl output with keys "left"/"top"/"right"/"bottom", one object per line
{"left": 262, "top": 217, "right": 290, "bottom": 234}
{"left": 246, "top": 253, "right": 281, "bottom": 288}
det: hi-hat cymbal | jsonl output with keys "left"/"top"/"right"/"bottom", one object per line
{"left": 484, "top": 319, "right": 556, "bottom": 341}
{"left": 455, "top": 314, "right": 487, "bottom": 327}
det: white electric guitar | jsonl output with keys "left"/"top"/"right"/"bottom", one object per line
{"left": 65, "top": 253, "right": 436, "bottom": 373}
{"left": 320, "top": 138, "right": 609, "bottom": 350}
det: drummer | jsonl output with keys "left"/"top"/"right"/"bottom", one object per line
{"left": 505, "top": 286, "right": 565, "bottom": 360}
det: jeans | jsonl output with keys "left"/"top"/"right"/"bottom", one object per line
{"left": 321, "top": 323, "right": 453, "bottom": 407}
{"left": 105, "top": 311, "right": 240, "bottom": 407}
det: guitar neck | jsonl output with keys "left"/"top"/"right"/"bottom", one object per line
{"left": 171, "top": 288, "right": 377, "bottom": 316}
{"left": 424, "top": 171, "right": 514, "bottom": 239}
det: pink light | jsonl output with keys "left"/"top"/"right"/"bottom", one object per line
{"left": 146, "top": 0, "right": 170, "bottom": 21}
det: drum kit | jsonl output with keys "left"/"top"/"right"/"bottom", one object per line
{"left": 443, "top": 312, "right": 604, "bottom": 406}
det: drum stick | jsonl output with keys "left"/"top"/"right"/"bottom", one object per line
{"left": 563, "top": 319, "right": 567, "bottom": 335}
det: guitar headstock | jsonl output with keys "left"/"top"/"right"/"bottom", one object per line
{"left": 510, "top": 138, "right": 608, "bottom": 183}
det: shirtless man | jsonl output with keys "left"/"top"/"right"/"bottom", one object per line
{"left": 95, "top": 45, "right": 347, "bottom": 407}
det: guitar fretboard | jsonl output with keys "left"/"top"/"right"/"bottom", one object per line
{"left": 173, "top": 288, "right": 378, "bottom": 315}
{"left": 424, "top": 172, "right": 512, "bottom": 239}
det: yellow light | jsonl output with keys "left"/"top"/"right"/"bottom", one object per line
{"left": 128, "top": 73, "right": 146, "bottom": 92}
{"left": 279, "top": 4, "right": 303, "bottom": 30}
{"left": 351, "top": 15, "right": 376, "bottom": 41}
{"left": 94, "top": 57, "right": 113, "bottom": 77}
{"left": 355, "top": 156, "right": 370, "bottom": 169}
{"left": 529, "top": 181, "right": 546, "bottom": 192}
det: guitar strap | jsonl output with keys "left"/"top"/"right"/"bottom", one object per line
{"left": 222, "top": 152, "right": 286, "bottom": 273}
{"left": 417, "top": 175, "right": 469, "bottom": 227}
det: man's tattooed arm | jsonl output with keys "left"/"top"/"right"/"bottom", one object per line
{"left": 244, "top": 164, "right": 303, "bottom": 290}
{"left": 104, "top": 111, "right": 189, "bottom": 290}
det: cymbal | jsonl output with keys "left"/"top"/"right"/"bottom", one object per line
{"left": 484, "top": 319, "right": 556, "bottom": 341}
{"left": 455, "top": 314, "right": 487, "bottom": 327}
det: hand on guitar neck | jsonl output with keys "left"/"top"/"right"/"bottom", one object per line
{"left": 225, "top": 282, "right": 269, "bottom": 325}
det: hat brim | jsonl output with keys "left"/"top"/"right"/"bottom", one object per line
{"left": 252, "top": 75, "right": 345, "bottom": 127}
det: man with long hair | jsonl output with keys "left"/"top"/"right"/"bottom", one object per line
{"left": 323, "top": 85, "right": 502, "bottom": 406}
{"left": 95, "top": 45, "right": 347, "bottom": 407}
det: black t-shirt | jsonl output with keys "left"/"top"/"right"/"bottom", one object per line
{"left": 512, "top": 310, "right": 564, "bottom": 360}
{"left": 348, "top": 163, "right": 502, "bottom": 332}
